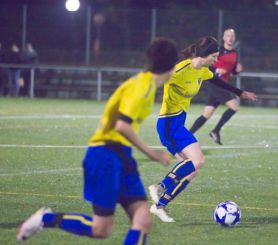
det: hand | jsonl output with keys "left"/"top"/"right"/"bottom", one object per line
{"left": 215, "top": 68, "right": 227, "bottom": 76}
{"left": 236, "top": 63, "right": 243, "bottom": 73}
{"left": 149, "top": 149, "right": 171, "bottom": 166}
{"left": 191, "top": 57, "right": 204, "bottom": 69}
{"left": 240, "top": 91, "right": 257, "bottom": 101}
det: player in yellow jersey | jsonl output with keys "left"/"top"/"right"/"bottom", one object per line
{"left": 17, "top": 38, "right": 178, "bottom": 244}
{"left": 149, "top": 36, "right": 257, "bottom": 222}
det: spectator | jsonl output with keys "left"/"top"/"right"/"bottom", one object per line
{"left": 0, "top": 42, "right": 7, "bottom": 95}
{"left": 5, "top": 44, "right": 22, "bottom": 96}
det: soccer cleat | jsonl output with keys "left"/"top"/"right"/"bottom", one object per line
{"left": 17, "top": 207, "right": 52, "bottom": 241}
{"left": 150, "top": 204, "right": 175, "bottom": 223}
{"left": 209, "top": 131, "right": 222, "bottom": 145}
{"left": 148, "top": 184, "right": 165, "bottom": 204}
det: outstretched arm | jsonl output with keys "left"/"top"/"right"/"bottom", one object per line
{"left": 114, "top": 118, "right": 171, "bottom": 166}
{"left": 209, "top": 75, "right": 257, "bottom": 100}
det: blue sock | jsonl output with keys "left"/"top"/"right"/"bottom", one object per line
{"left": 124, "top": 229, "right": 146, "bottom": 245}
{"left": 43, "top": 213, "right": 93, "bottom": 237}
{"left": 160, "top": 160, "right": 195, "bottom": 190}
{"left": 171, "top": 179, "right": 190, "bottom": 199}
{"left": 157, "top": 160, "right": 195, "bottom": 208}
{"left": 157, "top": 179, "right": 190, "bottom": 207}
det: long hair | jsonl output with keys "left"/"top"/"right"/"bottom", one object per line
{"left": 182, "top": 36, "right": 218, "bottom": 59}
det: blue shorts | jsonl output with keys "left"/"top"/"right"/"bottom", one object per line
{"left": 82, "top": 145, "right": 146, "bottom": 216}
{"left": 156, "top": 111, "right": 197, "bottom": 155}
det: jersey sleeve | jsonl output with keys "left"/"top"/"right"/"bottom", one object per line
{"left": 209, "top": 75, "right": 243, "bottom": 96}
{"left": 203, "top": 67, "right": 214, "bottom": 81}
{"left": 118, "top": 82, "right": 144, "bottom": 121}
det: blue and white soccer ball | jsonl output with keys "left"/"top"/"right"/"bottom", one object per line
{"left": 214, "top": 200, "right": 241, "bottom": 227}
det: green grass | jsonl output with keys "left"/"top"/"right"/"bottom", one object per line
{"left": 0, "top": 97, "right": 277, "bottom": 245}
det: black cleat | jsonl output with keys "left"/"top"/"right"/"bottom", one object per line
{"left": 209, "top": 131, "right": 222, "bottom": 145}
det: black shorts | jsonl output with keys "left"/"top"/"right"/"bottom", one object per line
{"left": 205, "top": 81, "right": 236, "bottom": 108}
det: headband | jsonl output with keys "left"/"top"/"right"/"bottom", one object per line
{"left": 196, "top": 41, "right": 219, "bottom": 57}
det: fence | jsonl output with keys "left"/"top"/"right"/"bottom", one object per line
{"left": 0, "top": 4, "right": 278, "bottom": 71}
{"left": 0, "top": 63, "right": 277, "bottom": 107}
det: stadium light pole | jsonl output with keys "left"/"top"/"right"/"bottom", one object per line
{"left": 65, "top": 0, "right": 80, "bottom": 12}
{"left": 22, "top": 3, "right": 28, "bottom": 50}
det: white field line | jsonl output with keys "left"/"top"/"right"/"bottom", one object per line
{"left": 0, "top": 144, "right": 85, "bottom": 148}
{"left": 0, "top": 153, "right": 250, "bottom": 177}
{"left": 0, "top": 167, "right": 80, "bottom": 176}
{"left": 0, "top": 122, "right": 277, "bottom": 130}
{"left": 0, "top": 144, "right": 277, "bottom": 149}
{"left": 217, "top": 123, "right": 278, "bottom": 129}
{"left": 0, "top": 154, "right": 252, "bottom": 177}
{"left": 0, "top": 115, "right": 102, "bottom": 120}
{"left": 0, "top": 114, "right": 278, "bottom": 120}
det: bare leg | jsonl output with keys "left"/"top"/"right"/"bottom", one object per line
{"left": 210, "top": 99, "right": 238, "bottom": 145}
{"left": 190, "top": 105, "right": 216, "bottom": 133}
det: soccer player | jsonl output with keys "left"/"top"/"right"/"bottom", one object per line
{"left": 190, "top": 29, "right": 243, "bottom": 145}
{"left": 17, "top": 37, "right": 179, "bottom": 244}
{"left": 148, "top": 36, "right": 257, "bottom": 222}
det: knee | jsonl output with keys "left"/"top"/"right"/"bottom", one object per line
{"left": 203, "top": 112, "right": 212, "bottom": 119}
{"left": 192, "top": 156, "right": 205, "bottom": 170}
{"left": 138, "top": 213, "right": 153, "bottom": 232}
{"left": 93, "top": 224, "right": 113, "bottom": 238}
{"left": 203, "top": 108, "right": 214, "bottom": 119}
{"left": 228, "top": 100, "right": 239, "bottom": 111}
{"left": 143, "top": 214, "right": 152, "bottom": 232}
{"left": 132, "top": 211, "right": 152, "bottom": 233}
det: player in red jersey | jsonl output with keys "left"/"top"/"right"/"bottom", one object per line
{"left": 190, "top": 29, "right": 243, "bottom": 145}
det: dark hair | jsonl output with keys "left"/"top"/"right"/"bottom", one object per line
{"left": 146, "top": 37, "right": 178, "bottom": 74}
{"left": 182, "top": 36, "right": 219, "bottom": 59}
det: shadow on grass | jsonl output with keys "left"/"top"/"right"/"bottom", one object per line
{"left": 242, "top": 216, "right": 278, "bottom": 225}
{"left": 177, "top": 216, "right": 278, "bottom": 228}
{"left": 177, "top": 221, "right": 215, "bottom": 227}
{"left": 0, "top": 222, "right": 20, "bottom": 229}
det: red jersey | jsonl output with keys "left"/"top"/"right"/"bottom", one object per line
{"left": 212, "top": 46, "right": 238, "bottom": 82}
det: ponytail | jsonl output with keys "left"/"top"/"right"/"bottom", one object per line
{"left": 181, "top": 43, "right": 197, "bottom": 59}
{"left": 182, "top": 36, "right": 219, "bottom": 59}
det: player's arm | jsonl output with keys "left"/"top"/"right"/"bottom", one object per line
{"left": 235, "top": 63, "right": 243, "bottom": 73}
{"left": 114, "top": 114, "right": 171, "bottom": 166}
{"left": 209, "top": 66, "right": 227, "bottom": 78}
{"left": 209, "top": 75, "right": 257, "bottom": 100}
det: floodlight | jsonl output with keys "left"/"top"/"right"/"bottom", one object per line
{"left": 65, "top": 0, "right": 80, "bottom": 12}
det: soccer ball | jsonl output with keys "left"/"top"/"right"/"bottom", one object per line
{"left": 214, "top": 200, "right": 241, "bottom": 227}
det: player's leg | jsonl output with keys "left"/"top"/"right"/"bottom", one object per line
{"left": 150, "top": 122, "right": 204, "bottom": 222}
{"left": 17, "top": 208, "right": 107, "bottom": 241}
{"left": 150, "top": 143, "right": 204, "bottom": 222}
{"left": 155, "top": 142, "right": 204, "bottom": 206}
{"left": 210, "top": 98, "right": 238, "bottom": 145}
{"left": 190, "top": 105, "right": 216, "bottom": 133}
{"left": 120, "top": 155, "right": 151, "bottom": 244}
{"left": 123, "top": 201, "right": 151, "bottom": 245}
{"left": 17, "top": 146, "right": 118, "bottom": 241}
{"left": 190, "top": 84, "right": 220, "bottom": 134}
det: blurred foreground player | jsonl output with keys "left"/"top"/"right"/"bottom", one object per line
{"left": 17, "top": 37, "right": 178, "bottom": 244}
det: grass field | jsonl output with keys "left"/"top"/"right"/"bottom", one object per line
{"left": 0, "top": 97, "right": 277, "bottom": 245}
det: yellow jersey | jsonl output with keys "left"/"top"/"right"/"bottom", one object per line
{"left": 159, "top": 59, "right": 213, "bottom": 117}
{"left": 89, "top": 71, "right": 156, "bottom": 147}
